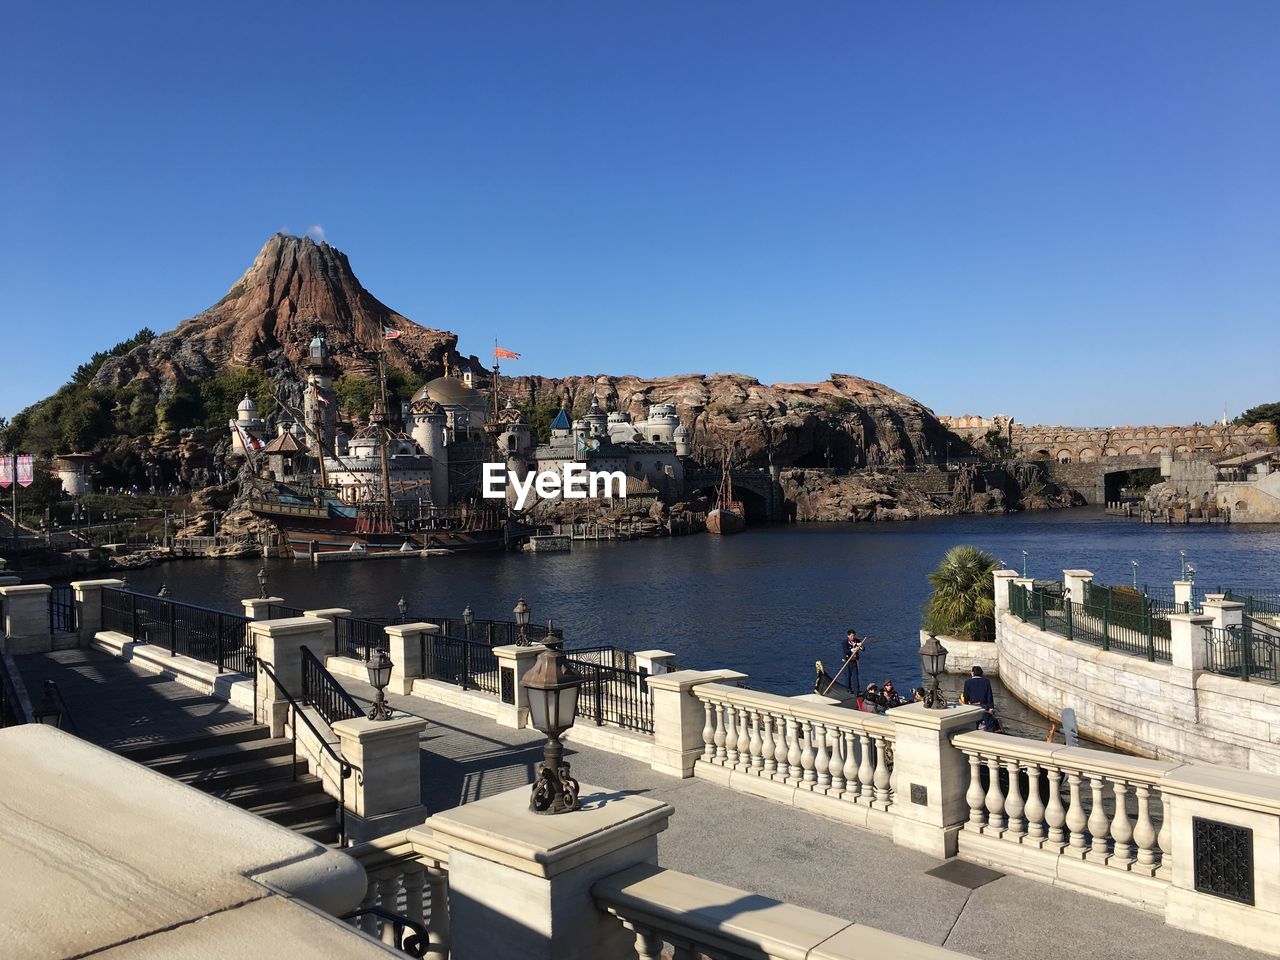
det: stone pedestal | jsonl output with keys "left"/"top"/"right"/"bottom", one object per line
{"left": 70, "top": 578, "right": 126, "bottom": 644}
{"left": 426, "top": 784, "right": 673, "bottom": 960}
{"left": 634, "top": 650, "right": 677, "bottom": 677}
{"left": 1062, "top": 569, "right": 1094, "bottom": 604}
{"left": 1172, "top": 580, "right": 1194, "bottom": 609}
{"left": 992, "top": 570, "right": 1019, "bottom": 613}
{"left": 492, "top": 644, "right": 543, "bottom": 728}
{"left": 886, "top": 703, "right": 986, "bottom": 857}
{"left": 0, "top": 584, "right": 52, "bottom": 654}
{"left": 331, "top": 715, "right": 428, "bottom": 842}
{"left": 647, "top": 670, "right": 738, "bottom": 778}
{"left": 304, "top": 607, "right": 352, "bottom": 657}
{"left": 385, "top": 622, "right": 437, "bottom": 695}
{"left": 1167, "top": 613, "right": 1213, "bottom": 725}
{"left": 242, "top": 596, "right": 285, "bottom": 620}
{"left": 250, "top": 616, "right": 332, "bottom": 736}
{"left": 1201, "top": 599, "right": 1245, "bottom": 631}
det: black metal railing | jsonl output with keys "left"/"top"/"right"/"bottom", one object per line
{"left": 1223, "top": 588, "right": 1280, "bottom": 621}
{"left": 422, "top": 634, "right": 501, "bottom": 695}
{"left": 407, "top": 614, "right": 560, "bottom": 647}
{"left": 1009, "top": 582, "right": 1171, "bottom": 662}
{"left": 564, "top": 644, "right": 638, "bottom": 673}
{"left": 566, "top": 656, "right": 653, "bottom": 734}
{"left": 1204, "top": 622, "right": 1280, "bottom": 684}
{"left": 1, "top": 655, "right": 27, "bottom": 727}
{"left": 30, "top": 679, "right": 79, "bottom": 735}
{"left": 336, "top": 615, "right": 390, "bottom": 662}
{"left": 49, "top": 585, "right": 77, "bottom": 634}
{"left": 100, "top": 588, "right": 255, "bottom": 675}
{"left": 266, "top": 603, "right": 305, "bottom": 619}
{"left": 339, "top": 907, "right": 428, "bottom": 958}
{"left": 253, "top": 655, "right": 356, "bottom": 846}
{"left": 301, "top": 645, "right": 363, "bottom": 726}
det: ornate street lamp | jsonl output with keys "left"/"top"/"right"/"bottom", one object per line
{"left": 257, "top": 565, "right": 269, "bottom": 599}
{"left": 366, "top": 649, "right": 394, "bottom": 721}
{"left": 1021, "top": 550, "right": 1028, "bottom": 578}
{"left": 462, "top": 604, "right": 474, "bottom": 642}
{"left": 513, "top": 597, "right": 531, "bottom": 646}
{"left": 919, "top": 633, "right": 949, "bottom": 709}
{"left": 523, "top": 637, "right": 583, "bottom": 814}
{"left": 1131, "top": 560, "right": 1139, "bottom": 590}
{"left": 397, "top": 596, "right": 408, "bottom": 623}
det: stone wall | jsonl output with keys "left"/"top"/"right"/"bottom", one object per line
{"left": 995, "top": 612, "right": 1280, "bottom": 774}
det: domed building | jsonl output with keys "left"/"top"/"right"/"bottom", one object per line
{"left": 229, "top": 393, "right": 267, "bottom": 455}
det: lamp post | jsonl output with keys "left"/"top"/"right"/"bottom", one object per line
{"left": 522, "top": 636, "right": 583, "bottom": 814}
{"left": 919, "top": 633, "right": 949, "bottom": 709}
{"left": 1021, "top": 550, "right": 1028, "bottom": 578}
{"left": 366, "top": 649, "right": 394, "bottom": 721}
{"left": 257, "top": 565, "right": 268, "bottom": 600}
{"left": 462, "top": 604, "right": 474, "bottom": 642}
{"left": 1131, "top": 560, "right": 1139, "bottom": 590}
{"left": 513, "top": 596, "right": 530, "bottom": 646}
{"left": 397, "top": 596, "right": 408, "bottom": 623}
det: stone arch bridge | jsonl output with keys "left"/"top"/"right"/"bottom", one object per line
{"left": 684, "top": 466, "right": 786, "bottom": 522}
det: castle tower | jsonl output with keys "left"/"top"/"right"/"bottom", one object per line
{"left": 229, "top": 393, "right": 265, "bottom": 454}
{"left": 408, "top": 397, "right": 449, "bottom": 507}
{"left": 302, "top": 335, "right": 337, "bottom": 461}
{"left": 495, "top": 399, "right": 534, "bottom": 478}
{"left": 584, "top": 393, "right": 609, "bottom": 439}
{"left": 674, "top": 423, "right": 691, "bottom": 457}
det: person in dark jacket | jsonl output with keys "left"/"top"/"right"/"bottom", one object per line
{"left": 842, "top": 629, "right": 864, "bottom": 693}
{"left": 961, "top": 666, "right": 994, "bottom": 709}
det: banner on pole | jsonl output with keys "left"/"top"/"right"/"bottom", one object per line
{"left": 16, "top": 455, "right": 34, "bottom": 488}
{"left": 0, "top": 456, "right": 11, "bottom": 488}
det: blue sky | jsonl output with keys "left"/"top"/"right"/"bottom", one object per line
{"left": 2, "top": 2, "right": 1276, "bottom": 426}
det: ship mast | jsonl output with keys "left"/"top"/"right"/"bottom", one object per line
{"left": 377, "top": 349, "right": 394, "bottom": 517}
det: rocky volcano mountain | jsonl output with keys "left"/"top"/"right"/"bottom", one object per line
{"left": 89, "top": 233, "right": 463, "bottom": 393}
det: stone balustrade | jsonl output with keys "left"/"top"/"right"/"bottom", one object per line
{"left": 692, "top": 682, "right": 897, "bottom": 826}
{"left": 345, "top": 828, "right": 451, "bottom": 960}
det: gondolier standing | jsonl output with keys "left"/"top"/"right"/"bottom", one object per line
{"left": 843, "top": 628, "right": 864, "bottom": 693}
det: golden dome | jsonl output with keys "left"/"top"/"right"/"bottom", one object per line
{"left": 414, "top": 377, "right": 487, "bottom": 411}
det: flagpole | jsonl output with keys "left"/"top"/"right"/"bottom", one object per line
{"left": 10, "top": 453, "right": 17, "bottom": 551}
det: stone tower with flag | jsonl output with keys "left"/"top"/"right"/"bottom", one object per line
{"left": 302, "top": 334, "right": 337, "bottom": 463}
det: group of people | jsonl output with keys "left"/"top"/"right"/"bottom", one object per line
{"left": 840, "top": 628, "right": 1003, "bottom": 731}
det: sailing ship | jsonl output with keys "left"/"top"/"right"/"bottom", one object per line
{"left": 706, "top": 454, "right": 745, "bottom": 535}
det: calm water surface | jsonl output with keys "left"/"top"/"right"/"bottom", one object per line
{"left": 123, "top": 508, "right": 1279, "bottom": 697}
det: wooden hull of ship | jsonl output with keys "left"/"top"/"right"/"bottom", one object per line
{"left": 706, "top": 507, "right": 745, "bottom": 535}
{"left": 251, "top": 507, "right": 513, "bottom": 557}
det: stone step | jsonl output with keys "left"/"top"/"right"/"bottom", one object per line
{"left": 292, "top": 815, "right": 341, "bottom": 846}
{"left": 208, "top": 773, "right": 328, "bottom": 809}
{"left": 112, "top": 723, "right": 270, "bottom": 762}
{"left": 143, "top": 738, "right": 294, "bottom": 777}
{"left": 247, "top": 792, "right": 339, "bottom": 828}
{"left": 170, "top": 752, "right": 299, "bottom": 791}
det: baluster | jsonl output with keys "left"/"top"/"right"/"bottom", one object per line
{"left": 701, "top": 699, "right": 715, "bottom": 762}
{"left": 785, "top": 717, "right": 802, "bottom": 784}
{"left": 774, "top": 715, "right": 789, "bottom": 780}
{"left": 723, "top": 704, "right": 739, "bottom": 767}
{"left": 402, "top": 865, "right": 426, "bottom": 927}
{"left": 1003, "top": 758, "right": 1025, "bottom": 840}
{"left": 713, "top": 702, "right": 728, "bottom": 763}
{"left": 1024, "top": 762, "right": 1046, "bottom": 844}
{"left": 760, "top": 710, "right": 776, "bottom": 776}
{"left": 735, "top": 705, "right": 751, "bottom": 772}
{"left": 800, "top": 721, "right": 817, "bottom": 788}
{"left": 841, "top": 729, "right": 858, "bottom": 800}
{"left": 873, "top": 735, "right": 891, "bottom": 807}
{"left": 1044, "top": 766, "right": 1066, "bottom": 849}
{"left": 961, "top": 752, "right": 982, "bottom": 828}
{"left": 1086, "top": 774, "right": 1110, "bottom": 863}
{"left": 424, "top": 867, "right": 450, "bottom": 960}
{"left": 1155, "top": 788, "right": 1172, "bottom": 880}
{"left": 984, "top": 755, "right": 1006, "bottom": 834}
{"left": 1065, "top": 771, "right": 1088, "bottom": 857}
{"left": 1133, "top": 784, "right": 1158, "bottom": 875}
{"left": 376, "top": 871, "right": 398, "bottom": 944}
{"left": 814, "top": 721, "right": 831, "bottom": 791}
{"left": 1109, "top": 779, "right": 1134, "bottom": 869}
{"left": 856, "top": 733, "right": 875, "bottom": 803}
{"left": 748, "top": 709, "right": 764, "bottom": 774}
{"left": 887, "top": 741, "right": 897, "bottom": 805}
{"left": 669, "top": 938, "right": 698, "bottom": 960}
{"left": 629, "top": 922, "right": 663, "bottom": 960}
{"left": 828, "top": 725, "right": 846, "bottom": 793}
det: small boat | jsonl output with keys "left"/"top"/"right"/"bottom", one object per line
{"left": 706, "top": 456, "right": 745, "bottom": 535}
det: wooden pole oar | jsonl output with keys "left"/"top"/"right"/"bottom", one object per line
{"left": 820, "top": 648, "right": 862, "bottom": 697}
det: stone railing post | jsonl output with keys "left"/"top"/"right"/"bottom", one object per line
{"left": 646, "top": 670, "right": 745, "bottom": 778}
{"left": 305, "top": 607, "right": 352, "bottom": 658}
{"left": 886, "top": 703, "right": 986, "bottom": 857}
{"left": 70, "top": 578, "right": 125, "bottom": 644}
{"left": 249, "top": 616, "right": 331, "bottom": 737}
{"left": 1172, "top": 579, "right": 1194, "bottom": 610}
{"left": 1062, "top": 569, "right": 1094, "bottom": 604}
{"left": 426, "top": 784, "right": 673, "bottom": 960}
{"left": 492, "top": 644, "right": 543, "bottom": 729}
{"left": 634, "top": 649, "right": 677, "bottom": 676}
{"left": 386, "top": 622, "right": 438, "bottom": 696}
{"left": 242, "top": 596, "right": 285, "bottom": 620}
{"left": 1161, "top": 764, "right": 1280, "bottom": 954}
{"left": 0, "top": 584, "right": 52, "bottom": 655}
{"left": 332, "top": 715, "right": 428, "bottom": 843}
{"left": 1167, "top": 612, "right": 1213, "bottom": 725}
{"left": 1201, "top": 598, "right": 1245, "bottom": 631}
{"left": 992, "top": 569, "right": 1019, "bottom": 614}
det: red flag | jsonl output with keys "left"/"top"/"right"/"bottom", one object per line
{"left": 383, "top": 327, "right": 402, "bottom": 341}
{"left": 494, "top": 346, "right": 520, "bottom": 359}
{"left": 312, "top": 385, "right": 331, "bottom": 405}
{"left": 16, "top": 455, "right": 33, "bottom": 488}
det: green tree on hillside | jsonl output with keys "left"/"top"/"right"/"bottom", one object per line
{"left": 1236, "top": 403, "right": 1280, "bottom": 438}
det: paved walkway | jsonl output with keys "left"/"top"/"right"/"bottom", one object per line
{"left": 328, "top": 673, "right": 1267, "bottom": 960}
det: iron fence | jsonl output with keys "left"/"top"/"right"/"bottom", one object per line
{"left": 566, "top": 656, "right": 653, "bottom": 734}
{"left": 1223, "top": 589, "right": 1280, "bottom": 621}
{"left": 422, "top": 634, "right": 500, "bottom": 695}
{"left": 336, "top": 616, "right": 390, "bottom": 662}
{"left": 301, "top": 644, "right": 363, "bottom": 725}
{"left": 1204, "top": 622, "right": 1280, "bottom": 683}
{"left": 1009, "top": 582, "right": 1171, "bottom": 662}
{"left": 564, "top": 644, "right": 639, "bottom": 673}
{"left": 266, "top": 603, "right": 305, "bottom": 619}
{"left": 100, "top": 588, "right": 254, "bottom": 674}
{"left": 49, "top": 585, "right": 77, "bottom": 634}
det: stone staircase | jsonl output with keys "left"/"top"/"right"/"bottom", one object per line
{"left": 113, "top": 724, "right": 340, "bottom": 844}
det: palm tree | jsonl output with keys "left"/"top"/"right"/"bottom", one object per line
{"left": 923, "top": 545, "right": 999, "bottom": 642}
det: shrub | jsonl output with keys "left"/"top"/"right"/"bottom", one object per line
{"left": 922, "top": 545, "right": 999, "bottom": 642}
